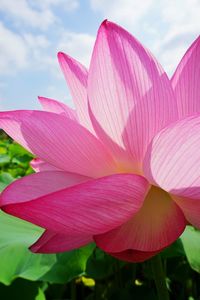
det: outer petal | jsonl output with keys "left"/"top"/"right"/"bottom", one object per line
{"left": 173, "top": 196, "right": 200, "bottom": 229}
{"left": 38, "top": 96, "right": 77, "bottom": 121}
{"left": 0, "top": 171, "right": 92, "bottom": 254}
{"left": 1, "top": 174, "right": 149, "bottom": 236}
{"left": 95, "top": 186, "right": 186, "bottom": 252}
{"left": 143, "top": 116, "right": 200, "bottom": 199}
{"left": 171, "top": 36, "right": 200, "bottom": 118}
{"left": 30, "top": 158, "right": 60, "bottom": 172}
{"left": 0, "top": 170, "right": 89, "bottom": 205}
{"left": 58, "top": 52, "right": 94, "bottom": 132}
{"left": 30, "top": 230, "right": 93, "bottom": 253}
{"left": 109, "top": 249, "right": 161, "bottom": 263}
{"left": 88, "top": 20, "right": 178, "bottom": 171}
{"left": 0, "top": 110, "right": 117, "bottom": 177}
{"left": 144, "top": 115, "right": 200, "bottom": 241}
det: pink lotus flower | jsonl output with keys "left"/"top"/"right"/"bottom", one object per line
{"left": 0, "top": 20, "right": 200, "bottom": 262}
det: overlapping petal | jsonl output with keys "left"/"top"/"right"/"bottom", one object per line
{"left": 0, "top": 170, "right": 89, "bottom": 205}
{"left": 173, "top": 196, "right": 200, "bottom": 229}
{"left": 0, "top": 171, "right": 92, "bottom": 253}
{"left": 95, "top": 186, "right": 186, "bottom": 252}
{"left": 88, "top": 20, "right": 178, "bottom": 171}
{"left": 1, "top": 174, "right": 149, "bottom": 236}
{"left": 109, "top": 249, "right": 161, "bottom": 263}
{"left": 30, "top": 230, "right": 93, "bottom": 253}
{"left": 0, "top": 110, "right": 117, "bottom": 177}
{"left": 58, "top": 52, "right": 94, "bottom": 132}
{"left": 30, "top": 158, "right": 60, "bottom": 172}
{"left": 38, "top": 96, "right": 77, "bottom": 121}
{"left": 143, "top": 115, "right": 200, "bottom": 199}
{"left": 143, "top": 115, "right": 200, "bottom": 230}
{"left": 171, "top": 36, "right": 200, "bottom": 118}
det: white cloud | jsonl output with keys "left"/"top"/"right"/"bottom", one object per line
{"left": 0, "top": 22, "right": 28, "bottom": 74}
{"left": 0, "top": 0, "right": 79, "bottom": 30}
{"left": 90, "top": 0, "right": 200, "bottom": 75}
{"left": 0, "top": 82, "right": 7, "bottom": 109}
{"left": 0, "top": 22, "right": 51, "bottom": 75}
{"left": 45, "top": 84, "right": 72, "bottom": 103}
{"left": 0, "top": 0, "right": 82, "bottom": 77}
{"left": 90, "top": 0, "right": 153, "bottom": 28}
{"left": 35, "top": 0, "right": 79, "bottom": 11}
{"left": 0, "top": 0, "right": 55, "bottom": 30}
{"left": 155, "top": 0, "right": 200, "bottom": 74}
{"left": 0, "top": 20, "right": 94, "bottom": 79}
{"left": 154, "top": 27, "right": 199, "bottom": 75}
{"left": 162, "top": 0, "right": 199, "bottom": 31}
{"left": 57, "top": 32, "right": 95, "bottom": 67}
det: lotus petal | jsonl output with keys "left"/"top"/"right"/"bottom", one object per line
{"left": 88, "top": 20, "right": 178, "bottom": 172}
{"left": 38, "top": 96, "right": 77, "bottom": 121}
{"left": 1, "top": 174, "right": 149, "bottom": 236}
{"left": 171, "top": 36, "right": 200, "bottom": 118}
{"left": 0, "top": 110, "right": 116, "bottom": 177}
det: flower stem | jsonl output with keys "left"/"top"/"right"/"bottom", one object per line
{"left": 70, "top": 279, "right": 76, "bottom": 300}
{"left": 150, "top": 254, "right": 170, "bottom": 300}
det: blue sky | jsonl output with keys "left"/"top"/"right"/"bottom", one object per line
{"left": 0, "top": 0, "right": 199, "bottom": 111}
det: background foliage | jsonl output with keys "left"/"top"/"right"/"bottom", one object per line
{"left": 1, "top": 130, "right": 200, "bottom": 300}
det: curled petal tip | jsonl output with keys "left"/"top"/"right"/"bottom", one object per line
{"left": 99, "top": 20, "right": 117, "bottom": 34}
{"left": 101, "top": 19, "right": 108, "bottom": 27}
{"left": 29, "top": 244, "right": 38, "bottom": 253}
{"left": 57, "top": 52, "right": 71, "bottom": 67}
{"left": 98, "top": 19, "right": 114, "bottom": 35}
{"left": 57, "top": 51, "right": 63, "bottom": 56}
{"left": 57, "top": 51, "right": 66, "bottom": 60}
{"left": 57, "top": 51, "right": 75, "bottom": 65}
{"left": 100, "top": 19, "right": 121, "bottom": 31}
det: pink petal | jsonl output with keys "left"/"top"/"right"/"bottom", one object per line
{"left": 1, "top": 170, "right": 92, "bottom": 253}
{"left": 30, "top": 230, "right": 93, "bottom": 253}
{"left": 88, "top": 20, "right": 178, "bottom": 171}
{"left": 0, "top": 170, "right": 89, "bottom": 206}
{"left": 0, "top": 110, "right": 117, "bottom": 177}
{"left": 171, "top": 36, "right": 200, "bottom": 118}
{"left": 38, "top": 96, "right": 77, "bottom": 121}
{"left": 30, "top": 158, "right": 60, "bottom": 172}
{"left": 173, "top": 196, "right": 200, "bottom": 229}
{"left": 109, "top": 249, "right": 161, "bottom": 263}
{"left": 143, "top": 116, "right": 200, "bottom": 199}
{"left": 95, "top": 186, "right": 186, "bottom": 252}
{"left": 1, "top": 174, "right": 149, "bottom": 236}
{"left": 58, "top": 52, "right": 94, "bottom": 133}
